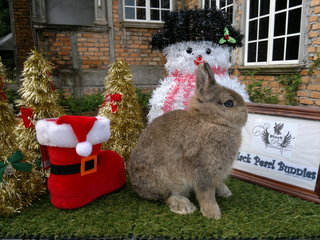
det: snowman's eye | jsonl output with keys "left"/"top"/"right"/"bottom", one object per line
{"left": 206, "top": 48, "right": 212, "bottom": 54}
{"left": 186, "top": 47, "right": 192, "bottom": 54}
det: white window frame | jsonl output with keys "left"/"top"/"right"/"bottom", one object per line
{"left": 202, "top": 0, "right": 234, "bottom": 10}
{"left": 244, "top": 0, "right": 303, "bottom": 66}
{"left": 202, "top": 0, "right": 234, "bottom": 23}
{"left": 123, "top": 0, "right": 173, "bottom": 23}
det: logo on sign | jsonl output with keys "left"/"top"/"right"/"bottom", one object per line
{"left": 252, "top": 122, "right": 295, "bottom": 155}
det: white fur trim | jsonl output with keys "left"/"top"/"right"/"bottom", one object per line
{"left": 76, "top": 141, "right": 92, "bottom": 157}
{"left": 36, "top": 117, "right": 110, "bottom": 148}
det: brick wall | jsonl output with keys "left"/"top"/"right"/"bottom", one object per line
{"left": 77, "top": 32, "right": 110, "bottom": 69}
{"left": 112, "top": 1, "right": 165, "bottom": 66}
{"left": 299, "top": 0, "right": 320, "bottom": 106}
{"left": 38, "top": 31, "right": 110, "bottom": 70}
{"left": 11, "top": 0, "right": 320, "bottom": 106}
{"left": 35, "top": 29, "right": 110, "bottom": 96}
{"left": 40, "top": 32, "right": 72, "bottom": 69}
{"left": 12, "top": 0, "right": 34, "bottom": 70}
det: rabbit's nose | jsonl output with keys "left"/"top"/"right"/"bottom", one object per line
{"left": 196, "top": 55, "right": 202, "bottom": 60}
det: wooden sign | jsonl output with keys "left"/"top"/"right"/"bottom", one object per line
{"left": 231, "top": 103, "right": 320, "bottom": 204}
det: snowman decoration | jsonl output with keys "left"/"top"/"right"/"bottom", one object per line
{"left": 147, "top": 8, "right": 250, "bottom": 123}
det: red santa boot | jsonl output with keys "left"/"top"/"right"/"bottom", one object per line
{"left": 35, "top": 115, "right": 126, "bottom": 209}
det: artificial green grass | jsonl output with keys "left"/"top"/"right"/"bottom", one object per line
{"left": 1, "top": 178, "right": 319, "bottom": 239}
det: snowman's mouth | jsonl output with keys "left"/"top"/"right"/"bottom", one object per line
{"left": 194, "top": 56, "right": 206, "bottom": 66}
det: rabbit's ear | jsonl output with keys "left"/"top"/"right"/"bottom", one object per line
{"left": 196, "top": 62, "right": 216, "bottom": 95}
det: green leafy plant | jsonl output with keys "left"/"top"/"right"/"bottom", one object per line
{"left": 135, "top": 88, "right": 152, "bottom": 109}
{"left": 58, "top": 91, "right": 104, "bottom": 114}
{"left": 308, "top": 53, "right": 320, "bottom": 74}
{"left": 247, "top": 80, "right": 279, "bottom": 104}
{"left": 4, "top": 88, "right": 19, "bottom": 113}
{"left": 58, "top": 88, "right": 153, "bottom": 115}
{"left": 135, "top": 88, "right": 152, "bottom": 124}
{"left": 244, "top": 69, "right": 279, "bottom": 104}
{"left": 277, "top": 74, "right": 302, "bottom": 106}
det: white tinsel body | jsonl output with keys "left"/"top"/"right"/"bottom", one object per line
{"left": 148, "top": 41, "right": 250, "bottom": 123}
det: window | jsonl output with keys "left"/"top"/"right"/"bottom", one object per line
{"left": 46, "top": 0, "right": 95, "bottom": 26}
{"left": 245, "top": 0, "right": 302, "bottom": 65}
{"left": 123, "top": 0, "right": 172, "bottom": 22}
{"left": 32, "top": 0, "right": 108, "bottom": 26}
{"left": 203, "top": 0, "right": 234, "bottom": 23}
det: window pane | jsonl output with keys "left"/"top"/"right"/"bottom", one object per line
{"left": 227, "top": 0, "right": 233, "bottom": 5}
{"left": 286, "top": 36, "right": 299, "bottom": 60}
{"left": 249, "top": 0, "right": 258, "bottom": 19}
{"left": 260, "top": 0, "right": 270, "bottom": 16}
{"left": 259, "top": 17, "right": 269, "bottom": 39}
{"left": 125, "top": 0, "right": 135, "bottom": 6}
{"left": 151, "top": 0, "right": 159, "bottom": 8}
{"left": 137, "top": 0, "right": 146, "bottom": 6}
{"left": 204, "top": 0, "right": 210, "bottom": 9}
{"left": 258, "top": 41, "right": 268, "bottom": 62}
{"left": 276, "top": 0, "right": 287, "bottom": 11}
{"left": 289, "top": 0, "right": 302, "bottom": 7}
{"left": 125, "top": 7, "right": 135, "bottom": 19}
{"left": 226, "top": 6, "right": 233, "bottom": 23}
{"left": 274, "top": 12, "right": 286, "bottom": 36}
{"left": 248, "top": 43, "right": 257, "bottom": 62}
{"left": 161, "top": 0, "right": 170, "bottom": 8}
{"left": 288, "top": 8, "right": 301, "bottom": 34}
{"left": 46, "top": 0, "right": 94, "bottom": 25}
{"left": 220, "top": 0, "right": 226, "bottom": 7}
{"left": 136, "top": 8, "right": 146, "bottom": 19}
{"left": 211, "top": 0, "right": 217, "bottom": 8}
{"left": 273, "top": 38, "right": 285, "bottom": 60}
{"left": 151, "top": 9, "right": 160, "bottom": 20}
{"left": 249, "top": 20, "right": 258, "bottom": 41}
{"left": 161, "top": 10, "right": 169, "bottom": 20}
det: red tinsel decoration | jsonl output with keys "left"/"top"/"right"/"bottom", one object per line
{"left": 19, "top": 107, "right": 34, "bottom": 128}
{"left": 101, "top": 93, "right": 123, "bottom": 113}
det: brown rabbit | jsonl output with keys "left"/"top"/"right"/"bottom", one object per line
{"left": 127, "top": 62, "right": 247, "bottom": 219}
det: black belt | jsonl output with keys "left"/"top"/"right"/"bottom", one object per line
{"left": 50, "top": 156, "right": 99, "bottom": 175}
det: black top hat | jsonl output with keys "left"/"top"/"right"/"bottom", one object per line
{"left": 151, "top": 8, "right": 244, "bottom": 50}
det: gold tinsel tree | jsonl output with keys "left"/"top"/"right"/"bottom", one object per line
{"left": 98, "top": 60, "right": 144, "bottom": 162}
{"left": 15, "top": 49, "right": 63, "bottom": 159}
{"left": 11, "top": 50, "right": 64, "bottom": 211}
{"left": 0, "top": 57, "right": 42, "bottom": 216}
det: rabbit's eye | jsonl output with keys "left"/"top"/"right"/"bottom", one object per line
{"left": 206, "top": 48, "right": 211, "bottom": 54}
{"left": 224, "top": 100, "right": 234, "bottom": 108}
{"left": 186, "top": 47, "right": 193, "bottom": 54}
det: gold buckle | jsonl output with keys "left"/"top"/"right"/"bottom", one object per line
{"left": 80, "top": 155, "right": 98, "bottom": 176}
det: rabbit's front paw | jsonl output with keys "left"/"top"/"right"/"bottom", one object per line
{"left": 200, "top": 202, "right": 221, "bottom": 219}
{"left": 166, "top": 195, "right": 197, "bottom": 215}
